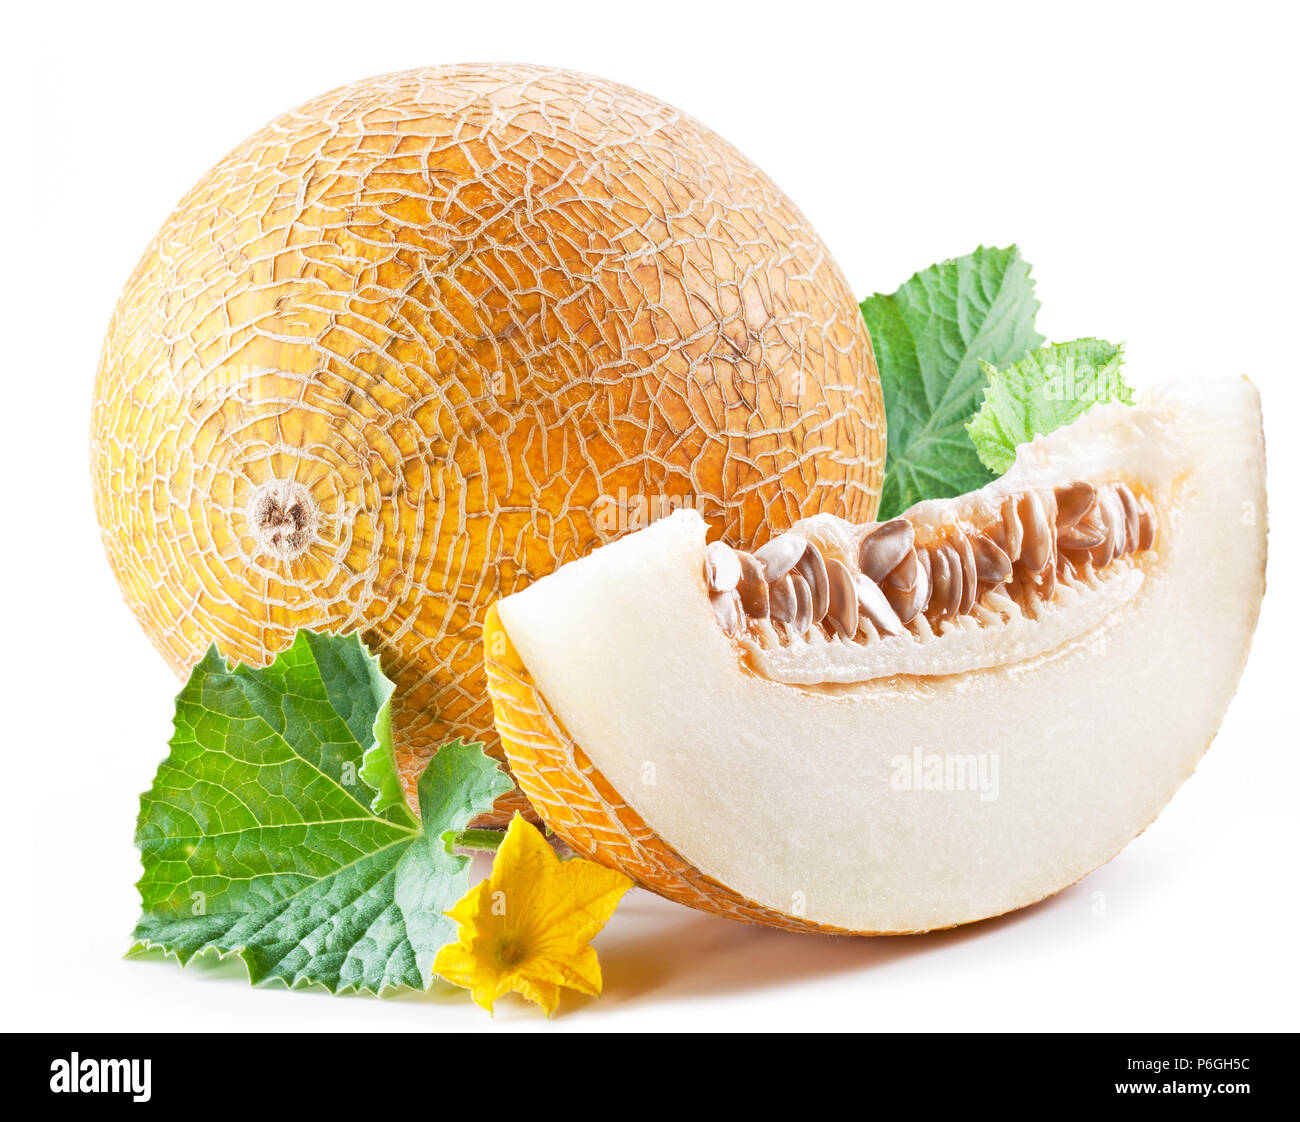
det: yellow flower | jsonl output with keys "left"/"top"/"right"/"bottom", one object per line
{"left": 434, "top": 814, "right": 633, "bottom": 1015}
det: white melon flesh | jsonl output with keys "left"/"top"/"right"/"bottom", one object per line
{"left": 495, "top": 378, "right": 1266, "bottom": 932}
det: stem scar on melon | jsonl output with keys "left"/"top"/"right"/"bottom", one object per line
{"left": 484, "top": 378, "right": 1267, "bottom": 934}
{"left": 247, "top": 481, "right": 318, "bottom": 561}
{"left": 89, "top": 64, "right": 885, "bottom": 825}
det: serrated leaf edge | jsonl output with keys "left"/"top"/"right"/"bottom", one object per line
{"left": 128, "top": 631, "right": 438, "bottom": 995}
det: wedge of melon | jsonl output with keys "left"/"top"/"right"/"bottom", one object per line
{"left": 484, "top": 378, "right": 1267, "bottom": 933}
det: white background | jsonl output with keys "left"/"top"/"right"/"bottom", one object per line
{"left": 3, "top": 0, "right": 1296, "bottom": 1032}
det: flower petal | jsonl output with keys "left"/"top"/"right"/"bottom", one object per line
{"left": 433, "top": 816, "right": 633, "bottom": 1015}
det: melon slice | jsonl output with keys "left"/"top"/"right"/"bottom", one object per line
{"left": 484, "top": 378, "right": 1267, "bottom": 934}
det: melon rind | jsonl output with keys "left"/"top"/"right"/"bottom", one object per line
{"left": 486, "top": 378, "right": 1267, "bottom": 933}
{"left": 484, "top": 603, "right": 848, "bottom": 933}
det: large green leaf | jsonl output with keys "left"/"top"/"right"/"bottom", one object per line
{"left": 130, "top": 631, "right": 511, "bottom": 995}
{"left": 861, "top": 246, "right": 1045, "bottom": 517}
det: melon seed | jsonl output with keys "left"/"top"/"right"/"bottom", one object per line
{"left": 1115, "top": 483, "right": 1142, "bottom": 555}
{"left": 1053, "top": 481, "right": 1097, "bottom": 526}
{"left": 859, "top": 519, "right": 915, "bottom": 583}
{"left": 954, "top": 533, "right": 978, "bottom": 615}
{"left": 928, "top": 544, "right": 960, "bottom": 621}
{"left": 769, "top": 573, "right": 797, "bottom": 625}
{"left": 1017, "top": 490, "right": 1053, "bottom": 573}
{"left": 1137, "top": 495, "right": 1157, "bottom": 551}
{"left": 1057, "top": 516, "right": 1107, "bottom": 551}
{"left": 755, "top": 533, "right": 807, "bottom": 582}
{"left": 854, "top": 574, "right": 905, "bottom": 636}
{"left": 710, "top": 589, "right": 743, "bottom": 635}
{"left": 1000, "top": 495, "right": 1025, "bottom": 564}
{"left": 735, "top": 551, "right": 770, "bottom": 618}
{"left": 972, "top": 534, "right": 1013, "bottom": 584}
{"left": 790, "top": 572, "right": 814, "bottom": 634}
{"left": 795, "top": 541, "right": 831, "bottom": 625}
{"left": 883, "top": 548, "right": 929, "bottom": 626}
{"left": 705, "top": 540, "right": 742, "bottom": 593}
{"left": 824, "top": 558, "right": 859, "bottom": 640}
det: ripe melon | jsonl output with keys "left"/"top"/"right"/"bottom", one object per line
{"left": 484, "top": 378, "right": 1267, "bottom": 932}
{"left": 90, "top": 64, "right": 884, "bottom": 821}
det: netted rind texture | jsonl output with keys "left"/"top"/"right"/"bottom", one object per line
{"left": 91, "top": 64, "right": 884, "bottom": 822}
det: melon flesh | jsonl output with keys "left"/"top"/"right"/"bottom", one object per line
{"left": 492, "top": 378, "right": 1266, "bottom": 932}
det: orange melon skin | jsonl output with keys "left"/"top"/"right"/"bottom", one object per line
{"left": 484, "top": 604, "right": 855, "bottom": 933}
{"left": 91, "top": 64, "right": 883, "bottom": 823}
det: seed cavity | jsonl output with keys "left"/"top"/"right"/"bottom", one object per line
{"left": 705, "top": 478, "right": 1159, "bottom": 649}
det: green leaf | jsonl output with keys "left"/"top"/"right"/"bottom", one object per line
{"left": 130, "top": 631, "right": 512, "bottom": 995}
{"left": 861, "top": 245, "right": 1045, "bottom": 518}
{"left": 967, "top": 338, "right": 1133, "bottom": 474}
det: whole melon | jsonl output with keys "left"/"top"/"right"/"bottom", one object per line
{"left": 91, "top": 64, "right": 883, "bottom": 821}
